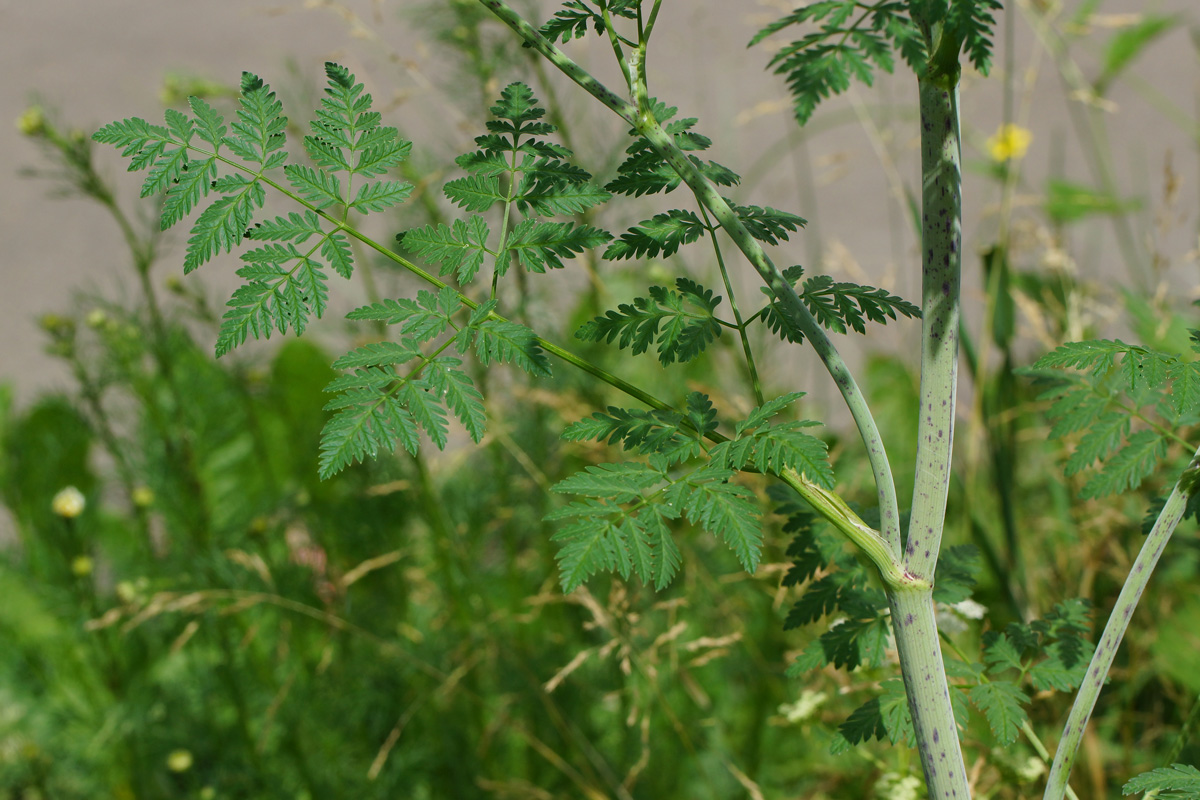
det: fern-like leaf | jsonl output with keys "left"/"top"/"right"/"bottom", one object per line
{"left": 471, "top": 319, "right": 553, "bottom": 377}
{"left": 1122, "top": 764, "right": 1200, "bottom": 798}
{"left": 400, "top": 217, "right": 492, "bottom": 284}
{"left": 604, "top": 210, "right": 706, "bottom": 260}
{"left": 675, "top": 466, "right": 763, "bottom": 572}
{"left": 503, "top": 220, "right": 611, "bottom": 273}
{"left": 750, "top": 1, "right": 924, "bottom": 126}
{"left": 424, "top": 357, "right": 488, "bottom": 444}
{"left": 968, "top": 681, "right": 1028, "bottom": 746}
{"left": 576, "top": 278, "right": 723, "bottom": 365}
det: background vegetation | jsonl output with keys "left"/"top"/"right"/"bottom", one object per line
{"left": 2, "top": 2, "right": 1199, "bottom": 798}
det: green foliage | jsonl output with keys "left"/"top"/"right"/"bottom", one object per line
{"left": 604, "top": 203, "right": 804, "bottom": 261}
{"left": 319, "top": 291, "right": 549, "bottom": 478}
{"left": 1044, "top": 179, "right": 1141, "bottom": 224}
{"left": 759, "top": 266, "right": 921, "bottom": 342}
{"left": 1023, "top": 338, "right": 1200, "bottom": 498}
{"left": 538, "top": 0, "right": 638, "bottom": 43}
{"left": 399, "top": 81, "right": 610, "bottom": 282}
{"left": 750, "top": 0, "right": 1001, "bottom": 125}
{"left": 1097, "top": 14, "right": 1178, "bottom": 95}
{"left": 710, "top": 392, "right": 834, "bottom": 487}
{"left": 775, "top": 486, "right": 888, "bottom": 673}
{"left": 94, "top": 64, "right": 412, "bottom": 357}
{"left": 1124, "top": 764, "right": 1200, "bottom": 798}
{"left": 575, "top": 277, "right": 723, "bottom": 366}
{"left": 551, "top": 391, "right": 832, "bottom": 590}
{"left": 605, "top": 101, "right": 738, "bottom": 197}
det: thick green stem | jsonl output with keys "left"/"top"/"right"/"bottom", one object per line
{"left": 889, "top": 68, "right": 969, "bottom": 800}
{"left": 1043, "top": 452, "right": 1200, "bottom": 800}
{"left": 478, "top": 0, "right": 905, "bottom": 565}
{"left": 906, "top": 79, "right": 963, "bottom": 581}
{"left": 890, "top": 588, "right": 968, "bottom": 799}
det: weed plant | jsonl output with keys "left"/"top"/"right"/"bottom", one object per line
{"left": 3, "top": 2, "right": 1200, "bottom": 799}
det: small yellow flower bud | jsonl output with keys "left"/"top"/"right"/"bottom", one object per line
{"left": 16, "top": 106, "right": 46, "bottom": 137}
{"left": 52, "top": 486, "right": 86, "bottom": 518}
{"left": 166, "top": 749, "right": 194, "bottom": 772}
{"left": 132, "top": 486, "right": 155, "bottom": 507}
{"left": 86, "top": 309, "right": 108, "bottom": 329}
{"left": 71, "top": 555, "right": 93, "bottom": 577}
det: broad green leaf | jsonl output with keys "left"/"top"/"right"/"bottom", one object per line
{"left": 472, "top": 319, "right": 553, "bottom": 377}
{"left": 681, "top": 469, "right": 762, "bottom": 573}
{"left": 1045, "top": 179, "right": 1140, "bottom": 224}
{"left": 444, "top": 174, "right": 505, "bottom": 212}
{"left": 1097, "top": 15, "right": 1177, "bottom": 94}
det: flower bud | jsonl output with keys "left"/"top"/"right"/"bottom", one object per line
{"left": 16, "top": 106, "right": 46, "bottom": 137}
{"left": 52, "top": 486, "right": 86, "bottom": 518}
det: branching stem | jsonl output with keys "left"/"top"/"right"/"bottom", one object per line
{"left": 478, "top": 0, "right": 905, "bottom": 564}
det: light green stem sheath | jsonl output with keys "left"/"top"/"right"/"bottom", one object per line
{"left": 906, "top": 79, "right": 963, "bottom": 582}
{"left": 890, "top": 72, "right": 969, "bottom": 800}
{"left": 479, "top": 0, "right": 905, "bottom": 562}
{"left": 1043, "top": 452, "right": 1200, "bottom": 800}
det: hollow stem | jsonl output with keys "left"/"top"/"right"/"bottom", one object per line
{"left": 1043, "top": 451, "right": 1200, "bottom": 800}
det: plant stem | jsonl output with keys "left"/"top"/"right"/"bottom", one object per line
{"left": 699, "top": 205, "right": 765, "bottom": 405}
{"left": 478, "top": 0, "right": 905, "bottom": 562}
{"left": 890, "top": 588, "right": 969, "bottom": 798}
{"left": 1043, "top": 450, "right": 1200, "bottom": 800}
{"left": 905, "top": 78, "right": 963, "bottom": 581}
{"left": 885, "top": 57, "right": 969, "bottom": 800}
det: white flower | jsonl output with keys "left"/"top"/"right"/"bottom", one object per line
{"left": 51, "top": 486, "right": 86, "bottom": 518}
{"left": 952, "top": 599, "right": 987, "bottom": 619}
{"left": 778, "top": 689, "right": 828, "bottom": 723}
{"left": 1016, "top": 756, "right": 1046, "bottom": 783}
{"left": 167, "top": 749, "right": 193, "bottom": 772}
{"left": 875, "top": 771, "right": 923, "bottom": 800}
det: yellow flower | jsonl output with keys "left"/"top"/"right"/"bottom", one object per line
{"left": 131, "top": 486, "right": 155, "bottom": 508}
{"left": 986, "top": 123, "right": 1032, "bottom": 162}
{"left": 52, "top": 486, "right": 86, "bottom": 518}
{"left": 71, "top": 555, "right": 93, "bottom": 577}
{"left": 16, "top": 105, "right": 46, "bottom": 137}
{"left": 166, "top": 749, "right": 194, "bottom": 772}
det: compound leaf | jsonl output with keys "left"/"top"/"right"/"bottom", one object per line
{"left": 472, "top": 319, "right": 553, "bottom": 377}
{"left": 604, "top": 210, "right": 706, "bottom": 260}
{"left": 1122, "top": 764, "right": 1200, "bottom": 798}
{"left": 401, "top": 217, "right": 492, "bottom": 284}
{"left": 968, "top": 681, "right": 1028, "bottom": 746}
{"left": 350, "top": 179, "right": 413, "bottom": 213}
{"left": 425, "top": 357, "right": 487, "bottom": 443}
{"left": 503, "top": 220, "right": 611, "bottom": 273}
